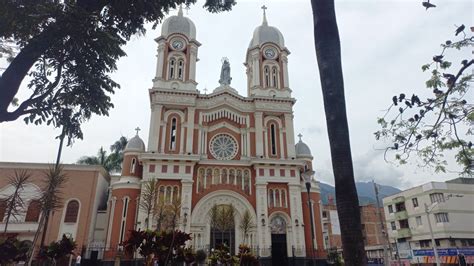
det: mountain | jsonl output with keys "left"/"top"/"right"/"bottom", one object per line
{"left": 319, "top": 181, "right": 401, "bottom": 206}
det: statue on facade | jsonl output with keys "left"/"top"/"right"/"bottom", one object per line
{"left": 219, "top": 57, "right": 232, "bottom": 86}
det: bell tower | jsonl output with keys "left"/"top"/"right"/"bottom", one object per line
{"left": 153, "top": 6, "right": 200, "bottom": 91}
{"left": 245, "top": 6, "right": 291, "bottom": 98}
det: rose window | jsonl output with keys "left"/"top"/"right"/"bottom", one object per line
{"left": 209, "top": 134, "right": 238, "bottom": 160}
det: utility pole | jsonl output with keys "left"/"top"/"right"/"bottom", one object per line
{"left": 373, "top": 180, "right": 390, "bottom": 266}
{"left": 424, "top": 203, "right": 441, "bottom": 266}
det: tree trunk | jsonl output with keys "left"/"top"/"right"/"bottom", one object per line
{"left": 310, "top": 0, "right": 366, "bottom": 265}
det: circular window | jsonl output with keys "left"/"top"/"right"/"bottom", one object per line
{"left": 209, "top": 134, "right": 238, "bottom": 160}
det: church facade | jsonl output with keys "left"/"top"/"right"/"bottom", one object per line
{"left": 103, "top": 7, "right": 326, "bottom": 262}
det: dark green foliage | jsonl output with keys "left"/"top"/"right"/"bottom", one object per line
{"left": 123, "top": 229, "right": 192, "bottom": 266}
{"left": 208, "top": 243, "right": 238, "bottom": 265}
{"left": 38, "top": 234, "right": 76, "bottom": 262}
{"left": 375, "top": 27, "right": 473, "bottom": 175}
{"left": 0, "top": 0, "right": 235, "bottom": 144}
{"left": 237, "top": 244, "right": 258, "bottom": 266}
{"left": 0, "top": 236, "right": 31, "bottom": 264}
{"left": 195, "top": 249, "right": 207, "bottom": 263}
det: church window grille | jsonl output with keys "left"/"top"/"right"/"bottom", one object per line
{"left": 276, "top": 190, "right": 281, "bottom": 207}
{"left": 130, "top": 158, "right": 136, "bottom": 174}
{"left": 243, "top": 170, "right": 250, "bottom": 195}
{"left": 205, "top": 169, "right": 212, "bottom": 188}
{"left": 172, "top": 186, "right": 179, "bottom": 202}
{"left": 64, "top": 200, "right": 80, "bottom": 223}
{"left": 25, "top": 200, "right": 41, "bottom": 222}
{"left": 221, "top": 169, "right": 227, "bottom": 184}
{"left": 169, "top": 59, "right": 176, "bottom": 79}
{"left": 272, "top": 67, "right": 278, "bottom": 88}
{"left": 268, "top": 189, "right": 274, "bottom": 208}
{"left": 166, "top": 187, "right": 172, "bottom": 203}
{"left": 170, "top": 117, "right": 177, "bottom": 151}
{"left": 212, "top": 169, "right": 219, "bottom": 185}
{"left": 264, "top": 66, "right": 270, "bottom": 87}
{"left": 177, "top": 60, "right": 184, "bottom": 80}
{"left": 233, "top": 170, "right": 240, "bottom": 186}
{"left": 270, "top": 123, "right": 277, "bottom": 156}
{"left": 237, "top": 170, "right": 243, "bottom": 188}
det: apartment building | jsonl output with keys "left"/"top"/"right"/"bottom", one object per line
{"left": 383, "top": 178, "right": 474, "bottom": 265}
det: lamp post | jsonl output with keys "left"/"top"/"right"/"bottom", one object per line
{"left": 424, "top": 203, "right": 441, "bottom": 266}
{"left": 302, "top": 169, "right": 316, "bottom": 264}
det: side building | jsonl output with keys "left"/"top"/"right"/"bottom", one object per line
{"left": 0, "top": 162, "right": 110, "bottom": 261}
{"left": 383, "top": 178, "right": 474, "bottom": 265}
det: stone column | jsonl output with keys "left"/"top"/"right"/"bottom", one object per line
{"left": 255, "top": 112, "right": 264, "bottom": 157}
{"left": 186, "top": 107, "right": 195, "bottom": 154}
{"left": 147, "top": 105, "right": 163, "bottom": 152}
{"left": 284, "top": 113, "right": 296, "bottom": 158}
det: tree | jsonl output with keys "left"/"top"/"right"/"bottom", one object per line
{"left": 0, "top": 0, "right": 235, "bottom": 145}
{"left": 310, "top": 0, "right": 366, "bottom": 265}
{"left": 77, "top": 136, "right": 128, "bottom": 174}
{"left": 239, "top": 209, "right": 255, "bottom": 244}
{"left": 0, "top": 236, "right": 32, "bottom": 264}
{"left": 375, "top": 27, "right": 473, "bottom": 175}
{"left": 2, "top": 169, "right": 31, "bottom": 236}
{"left": 39, "top": 234, "right": 76, "bottom": 266}
{"left": 139, "top": 180, "right": 159, "bottom": 229}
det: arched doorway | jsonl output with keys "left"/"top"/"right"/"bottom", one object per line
{"left": 190, "top": 190, "right": 257, "bottom": 254}
{"left": 270, "top": 215, "right": 288, "bottom": 266}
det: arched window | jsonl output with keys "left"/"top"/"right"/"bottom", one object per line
{"left": 159, "top": 186, "right": 165, "bottom": 200}
{"left": 172, "top": 186, "right": 179, "bottom": 202}
{"left": 268, "top": 189, "right": 274, "bottom": 208}
{"left": 169, "top": 58, "right": 176, "bottom": 79}
{"left": 264, "top": 66, "right": 270, "bottom": 87}
{"left": 25, "top": 200, "right": 41, "bottom": 222}
{"left": 64, "top": 200, "right": 79, "bottom": 223}
{"left": 221, "top": 169, "right": 227, "bottom": 184}
{"left": 275, "top": 190, "right": 281, "bottom": 207}
{"left": 271, "top": 67, "right": 278, "bottom": 88}
{"left": 166, "top": 187, "right": 172, "bottom": 203}
{"left": 130, "top": 158, "right": 136, "bottom": 174}
{"left": 282, "top": 190, "right": 288, "bottom": 208}
{"left": 169, "top": 117, "right": 177, "bottom": 151}
{"left": 206, "top": 169, "right": 212, "bottom": 188}
{"left": 237, "top": 170, "right": 243, "bottom": 188}
{"left": 270, "top": 123, "right": 277, "bottom": 156}
{"left": 119, "top": 197, "right": 129, "bottom": 243}
{"left": 243, "top": 171, "right": 250, "bottom": 194}
{"left": 177, "top": 59, "right": 184, "bottom": 80}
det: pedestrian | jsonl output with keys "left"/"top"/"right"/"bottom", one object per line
{"left": 75, "top": 254, "right": 81, "bottom": 266}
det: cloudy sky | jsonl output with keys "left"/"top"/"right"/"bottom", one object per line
{"left": 0, "top": 0, "right": 472, "bottom": 189}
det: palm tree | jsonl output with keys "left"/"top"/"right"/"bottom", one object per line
{"left": 2, "top": 169, "right": 31, "bottom": 236}
{"left": 139, "top": 180, "right": 159, "bottom": 229}
{"left": 77, "top": 137, "right": 128, "bottom": 174}
{"left": 311, "top": 0, "right": 365, "bottom": 265}
{"left": 239, "top": 209, "right": 255, "bottom": 244}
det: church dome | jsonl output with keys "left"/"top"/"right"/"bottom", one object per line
{"left": 295, "top": 135, "right": 312, "bottom": 158}
{"left": 249, "top": 11, "right": 285, "bottom": 48}
{"left": 125, "top": 133, "right": 145, "bottom": 153}
{"left": 161, "top": 6, "right": 196, "bottom": 40}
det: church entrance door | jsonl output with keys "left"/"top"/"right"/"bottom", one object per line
{"left": 270, "top": 215, "right": 288, "bottom": 266}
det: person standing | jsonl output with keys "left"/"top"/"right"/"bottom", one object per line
{"left": 75, "top": 254, "right": 81, "bottom": 266}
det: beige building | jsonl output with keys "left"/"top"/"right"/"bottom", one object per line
{"left": 0, "top": 162, "right": 109, "bottom": 261}
{"left": 383, "top": 178, "right": 474, "bottom": 265}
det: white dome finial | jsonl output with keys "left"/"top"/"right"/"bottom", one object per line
{"left": 261, "top": 5, "right": 268, "bottom": 26}
{"left": 178, "top": 4, "right": 183, "bottom": 17}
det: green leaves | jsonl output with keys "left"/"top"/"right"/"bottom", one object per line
{"left": 375, "top": 28, "right": 473, "bottom": 175}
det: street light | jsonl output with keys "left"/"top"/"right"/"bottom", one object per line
{"left": 302, "top": 169, "right": 316, "bottom": 263}
{"left": 424, "top": 202, "right": 441, "bottom": 266}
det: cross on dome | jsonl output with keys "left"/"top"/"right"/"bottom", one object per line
{"left": 135, "top": 127, "right": 141, "bottom": 135}
{"left": 298, "top": 133, "right": 303, "bottom": 142}
{"left": 261, "top": 5, "right": 268, "bottom": 25}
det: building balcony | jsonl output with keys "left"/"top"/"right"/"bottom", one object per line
{"left": 392, "top": 196, "right": 405, "bottom": 204}
{"left": 394, "top": 210, "right": 408, "bottom": 220}
{"left": 397, "top": 228, "right": 411, "bottom": 238}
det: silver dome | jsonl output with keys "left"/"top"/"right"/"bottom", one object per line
{"left": 295, "top": 135, "right": 312, "bottom": 158}
{"left": 249, "top": 12, "right": 285, "bottom": 48}
{"left": 125, "top": 134, "right": 145, "bottom": 153}
{"left": 161, "top": 6, "right": 196, "bottom": 39}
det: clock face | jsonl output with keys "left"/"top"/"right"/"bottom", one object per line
{"left": 264, "top": 48, "right": 276, "bottom": 59}
{"left": 209, "top": 134, "right": 238, "bottom": 160}
{"left": 171, "top": 39, "right": 184, "bottom": 50}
